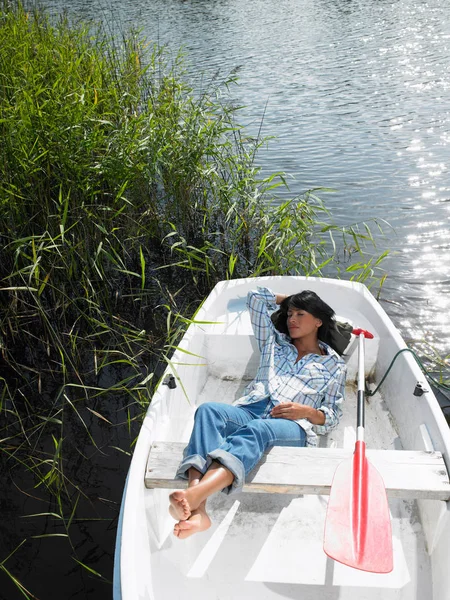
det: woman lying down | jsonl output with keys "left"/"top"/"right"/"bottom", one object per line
{"left": 168, "top": 286, "right": 347, "bottom": 539}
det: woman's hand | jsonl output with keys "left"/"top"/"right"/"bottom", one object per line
{"left": 271, "top": 402, "right": 325, "bottom": 425}
{"left": 275, "top": 293, "right": 288, "bottom": 305}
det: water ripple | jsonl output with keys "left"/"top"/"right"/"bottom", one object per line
{"left": 30, "top": 0, "right": 450, "bottom": 352}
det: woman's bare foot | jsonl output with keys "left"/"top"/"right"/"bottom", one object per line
{"left": 173, "top": 507, "right": 211, "bottom": 539}
{"left": 169, "top": 490, "right": 192, "bottom": 521}
{"left": 169, "top": 462, "right": 233, "bottom": 525}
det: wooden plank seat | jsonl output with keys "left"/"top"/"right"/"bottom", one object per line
{"left": 145, "top": 442, "right": 450, "bottom": 501}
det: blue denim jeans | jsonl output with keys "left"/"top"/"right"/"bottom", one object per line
{"left": 176, "top": 399, "right": 306, "bottom": 494}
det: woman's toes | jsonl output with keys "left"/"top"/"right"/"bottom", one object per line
{"left": 169, "top": 491, "right": 192, "bottom": 521}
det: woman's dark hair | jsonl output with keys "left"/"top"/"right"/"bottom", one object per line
{"left": 271, "top": 290, "right": 340, "bottom": 353}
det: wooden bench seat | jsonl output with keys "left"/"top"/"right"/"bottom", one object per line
{"left": 145, "top": 442, "right": 450, "bottom": 501}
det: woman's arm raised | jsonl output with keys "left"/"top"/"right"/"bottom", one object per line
{"left": 247, "top": 287, "right": 283, "bottom": 351}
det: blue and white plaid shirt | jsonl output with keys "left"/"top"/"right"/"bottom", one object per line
{"left": 234, "top": 287, "right": 346, "bottom": 447}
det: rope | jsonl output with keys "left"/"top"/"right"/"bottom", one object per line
{"left": 366, "top": 348, "right": 450, "bottom": 405}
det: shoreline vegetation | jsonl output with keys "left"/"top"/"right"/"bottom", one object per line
{"left": 0, "top": 2, "right": 393, "bottom": 597}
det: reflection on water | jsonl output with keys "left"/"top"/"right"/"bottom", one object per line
{"left": 32, "top": 0, "right": 450, "bottom": 353}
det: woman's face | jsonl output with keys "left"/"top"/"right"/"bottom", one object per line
{"left": 286, "top": 308, "right": 322, "bottom": 340}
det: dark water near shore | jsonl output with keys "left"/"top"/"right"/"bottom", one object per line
{"left": 5, "top": 0, "right": 450, "bottom": 597}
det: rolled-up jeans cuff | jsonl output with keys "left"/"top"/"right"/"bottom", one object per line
{"left": 207, "top": 449, "right": 245, "bottom": 495}
{"left": 175, "top": 454, "right": 211, "bottom": 480}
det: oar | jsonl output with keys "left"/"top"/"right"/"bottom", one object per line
{"left": 323, "top": 328, "right": 393, "bottom": 573}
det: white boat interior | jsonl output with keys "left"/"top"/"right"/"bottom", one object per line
{"left": 116, "top": 277, "right": 450, "bottom": 600}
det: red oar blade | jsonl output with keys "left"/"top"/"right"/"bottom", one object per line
{"left": 324, "top": 443, "right": 393, "bottom": 573}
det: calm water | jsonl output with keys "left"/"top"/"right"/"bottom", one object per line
{"left": 7, "top": 0, "right": 450, "bottom": 598}
{"left": 35, "top": 0, "right": 450, "bottom": 352}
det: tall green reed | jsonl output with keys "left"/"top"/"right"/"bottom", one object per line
{"left": 0, "top": 1, "right": 389, "bottom": 591}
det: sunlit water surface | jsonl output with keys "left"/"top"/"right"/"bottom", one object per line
{"left": 9, "top": 0, "right": 450, "bottom": 598}
{"left": 33, "top": 0, "right": 450, "bottom": 354}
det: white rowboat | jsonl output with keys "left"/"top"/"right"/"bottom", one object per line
{"left": 114, "top": 276, "right": 450, "bottom": 600}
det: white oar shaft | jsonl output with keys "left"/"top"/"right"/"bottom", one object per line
{"left": 356, "top": 333, "right": 365, "bottom": 443}
{"left": 357, "top": 333, "right": 365, "bottom": 391}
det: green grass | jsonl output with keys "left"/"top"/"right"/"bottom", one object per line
{"left": 0, "top": 1, "right": 390, "bottom": 593}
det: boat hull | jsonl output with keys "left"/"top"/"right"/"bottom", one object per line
{"left": 114, "top": 276, "right": 450, "bottom": 600}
